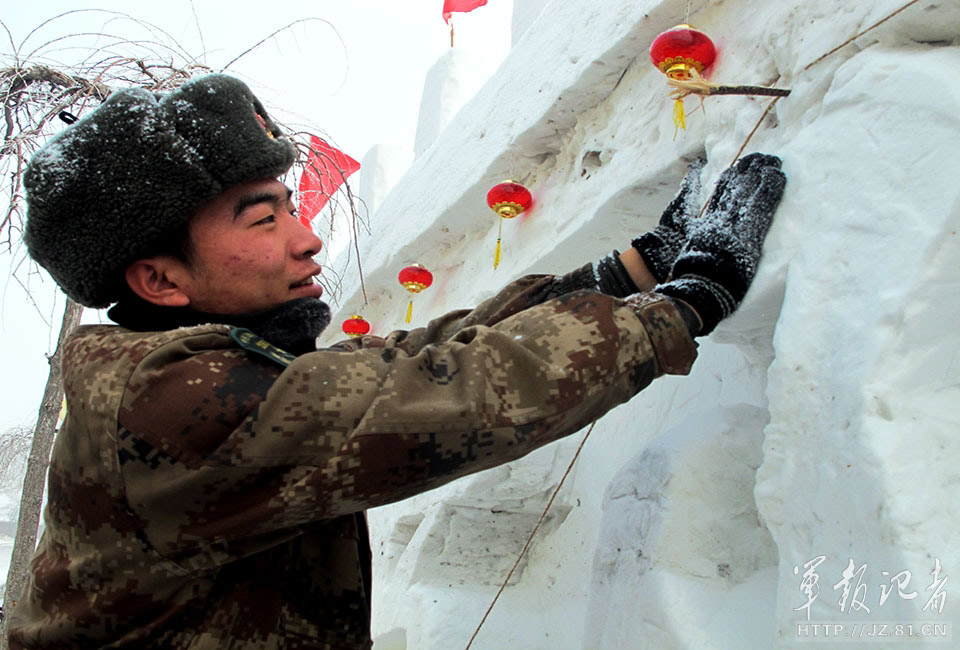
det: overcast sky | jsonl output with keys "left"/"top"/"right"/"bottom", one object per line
{"left": 1, "top": 1, "right": 514, "bottom": 433}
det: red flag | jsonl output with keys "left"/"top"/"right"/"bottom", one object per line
{"left": 297, "top": 135, "right": 361, "bottom": 228}
{"left": 443, "top": 0, "right": 487, "bottom": 24}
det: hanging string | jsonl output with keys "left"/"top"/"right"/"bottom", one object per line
{"left": 729, "top": 96, "right": 783, "bottom": 166}
{"left": 803, "top": 0, "right": 923, "bottom": 71}
{"left": 462, "top": 1, "right": 927, "bottom": 645}
{"left": 695, "top": 94, "right": 783, "bottom": 219}
{"left": 462, "top": 421, "right": 596, "bottom": 650}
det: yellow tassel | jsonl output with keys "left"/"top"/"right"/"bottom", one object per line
{"left": 667, "top": 68, "right": 718, "bottom": 98}
{"left": 493, "top": 216, "right": 504, "bottom": 270}
{"left": 672, "top": 97, "right": 686, "bottom": 139}
{"left": 405, "top": 298, "right": 413, "bottom": 324}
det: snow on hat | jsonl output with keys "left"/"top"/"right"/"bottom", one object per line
{"left": 23, "top": 74, "right": 297, "bottom": 308}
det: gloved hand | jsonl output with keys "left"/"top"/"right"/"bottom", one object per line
{"left": 631, "top": 157, "right": 705, "bottom": 283}
{"left": 655, "top": 153, "right": 786, "bottom": 336}
{"left": 541, "top": 158, "right": 708, "bottom": 303}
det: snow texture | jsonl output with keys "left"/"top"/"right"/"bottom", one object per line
{"left": 332, "top": 0, "right": 960, "bottom": 648}
{"left": 359, "top": 145, "right": 414, "bottom": 218}
{"left": 414, "top": 48, "right": 505, "bottom": 157}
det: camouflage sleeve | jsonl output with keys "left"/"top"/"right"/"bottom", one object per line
{"left": 328, "top": 274, "right": 578, "bottom": 356}
{"left": 118, "top": 288, "right": 695, "bottom": 564}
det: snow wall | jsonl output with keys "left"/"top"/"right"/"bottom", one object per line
{"left": 318, "top": 1, "right": 960, "bottom": 648}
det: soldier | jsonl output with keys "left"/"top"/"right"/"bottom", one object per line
{"left": 8, "top": 74, "right": 784, "bottom": 649}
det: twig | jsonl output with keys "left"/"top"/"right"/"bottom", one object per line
{"left": 15, "top": 10, "right": 199, "bottom": 67}
{"left": 463, "top": 421, "right": 597, "bottom": 650}
{"left": 668, "top": 69, "right": 791, "bottom": 102}
{"left": 350, "top": 193, "right": 368, "bottom": 306}
{"left": 804, "top": 0, "right": 924, "bottom": 71}
{"left": 0, "top": 144, "right": 24, "bottom": 238}
{"left": 189, "top": 0, "right": 207, "bottom": 64}
{"left": 221, "top": 18, "right": 343, "bottom": 73}
{"left": 730, "top": 96, "right": 783, "bottom": 166}
{"left": 135, "top": 59, "right": 158, "bottom": 83}
{"left": 0, "top": 19, "right": 17, "bottom": 66}
{"left": 700, "top": 85, "right": 790, "bottom": 97}
{"left": 11, "top": 272, "right": 52, "bottom": 327}
{"left": 694, "top": 95, "right": 783, "bottom": 220}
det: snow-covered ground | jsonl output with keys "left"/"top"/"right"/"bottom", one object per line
{"left": 316, "top": 1, "right": 960, "bottom": 648}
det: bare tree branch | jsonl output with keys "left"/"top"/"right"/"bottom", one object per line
{"left": 0, "top": 20, "right": 17, "bottom": 67}
{"left": 220, "top": 16, "right": 347, "bottom": 92}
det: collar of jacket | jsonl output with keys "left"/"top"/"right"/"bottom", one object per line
{"left": 106, "top": 294, "right": 331, "bottom": 356}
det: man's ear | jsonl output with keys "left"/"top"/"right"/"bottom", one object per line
{"left": 125, "top": 258, "right": 192, "bottom": 307}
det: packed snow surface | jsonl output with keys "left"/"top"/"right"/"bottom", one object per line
{"left": 323, "top": 0, "right": 960, "bottom": 649}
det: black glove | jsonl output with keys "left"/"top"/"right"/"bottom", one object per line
{"left": 540, "top": 251, "right": 639, "bottom": 302}
{"left": 655, "top": 153, "right": 786, "bottom": 336}
{"left": 631, "top": 158, "right": 705, "bottom": 283}
{"left": 539, "top": 158, "right": 705, "bottom": 302}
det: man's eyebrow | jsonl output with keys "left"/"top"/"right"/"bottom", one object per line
{"left": 232, "top": 187, "right": 294, "bottom": 219}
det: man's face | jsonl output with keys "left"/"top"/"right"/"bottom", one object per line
{"left": 176, "top": 178, "right": 325, "bottom": 314}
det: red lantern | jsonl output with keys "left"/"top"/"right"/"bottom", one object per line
{"left": 341, "top": 314, "right": 371, "bottom": 339}
{"left": 398, "top": 263, "right": 434, "bottom": 324}
{"left": 486, "top": 180, "right": 533, "bottom": 269}
{"left": 649, "top": 24, "right": 717, "bottom": 135}
{"left": 649, "top": 24, "right": 716, "bottom": 81}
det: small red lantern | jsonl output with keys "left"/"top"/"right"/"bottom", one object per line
{"left": 398, "top": 263, "right": 433, "bottom": 324}
{"left": 650, "top": 24, "right": 717, "bottom": 135}
{"left": 649, "top": 24, "right": 716, "bottom": 81}
{"left": 486, "top": 180, "right": 533, "bottom": 269}
{"left": 341, "top": 314, "right": 371, "bottom": 339}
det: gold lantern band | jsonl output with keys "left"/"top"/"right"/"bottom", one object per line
{"left": 491, "top": 201, "right": 525, "bottom": 219}
{"left": 401, "top": 281, "right": 428, "bottom": 293}
{"left": 658, "top": 57, "right": 707, "bottom": 81}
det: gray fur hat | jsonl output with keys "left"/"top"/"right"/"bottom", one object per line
{"left": 24, "top": 74, "right": 297, "bottom": 308}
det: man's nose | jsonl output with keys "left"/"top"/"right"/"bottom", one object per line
{"left": 291, "top": 217, "right": 323, "bottom": 258}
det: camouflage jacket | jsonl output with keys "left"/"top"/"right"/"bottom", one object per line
{"left": 7, "top": 276, "right": 696, "bottom": 649}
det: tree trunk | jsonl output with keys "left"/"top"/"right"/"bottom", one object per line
{"left": 0, "top": 298, "right": 82, "bottom": 645}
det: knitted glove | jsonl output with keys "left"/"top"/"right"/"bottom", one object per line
{"left": 655, "top": 153, "right": 786, "bottom": 336}
{"left": 631, "top": 158, "right": 705, "bottom": 283}
{"left": 541, "top": 251, "right": 639, "bottom": 302}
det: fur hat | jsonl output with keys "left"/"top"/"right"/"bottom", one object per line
{"left": 24, "top": 74, "right": 297, "bottom": 308}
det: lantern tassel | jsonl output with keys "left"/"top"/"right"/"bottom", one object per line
{"left": 667, "top": 68, "right": 718, "bottom": 96}
{"left": 405, "top": 298, "right": 414, "bottom": 324}
{"left": 672, "top": 98, "right": 686, "bottom": 139}
{"left": 493, "top": 216, "right": 504, "bottom": 270}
